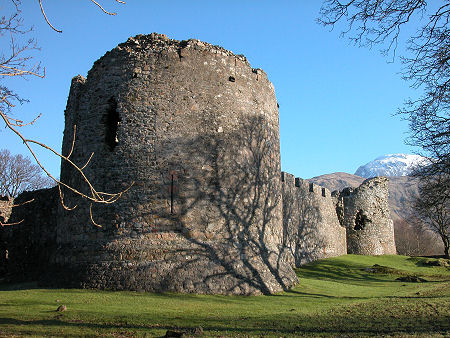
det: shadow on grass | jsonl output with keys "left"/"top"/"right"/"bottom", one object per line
{"left": 282, "top": 289, "right": 356, "bottom": 299}
{"left": 0, "top": 281, "right": 41, "bottom": 291}
{"left": 407, "top": 256, "right": 450, "bottom": 268}
{"left": 0, "top": 315, "right": 447, "bottom": 336}
{"left": 296, "top": 262, "right": 395, "bottom": 284}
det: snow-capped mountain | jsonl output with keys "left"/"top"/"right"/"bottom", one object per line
{"left": 355, "top": 154, "right": 428, "bottom": 178}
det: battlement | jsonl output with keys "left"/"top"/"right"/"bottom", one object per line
{"left": 281, "top": 171, "right": 295, "bottom": 184}
{"left": 281, "top": 171, "right": 331, "bottom": 198}
{"left": 281, "top": 172, "right": 347, "bottom": 266}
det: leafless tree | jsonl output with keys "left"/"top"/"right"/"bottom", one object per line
{"left": 319, "top": 0, "right": 450, "bottom": 193}
{"left": 319, "top": 1, "right": 450, "bottom": 256}
{"left": 0, "top": 148, "right": 53, "bottom": 198}
{"left": 394, "top": 218, "right": 444, "bottom": 256}
{"left": 394, "top": 219, "right": 422, "bottom": 256}
{"left": 0, "top": 0, "right": 130, "bottom": 226}
{"left": 412, "top": 173, "right": 450, "bottom": 258}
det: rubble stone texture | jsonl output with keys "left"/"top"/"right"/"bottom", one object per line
{"left": 281, "top": 172, "right": 347, "bottom": 266}
{"left": 0, "top": 196, "right": 13, "bottom": 277}
{"left": 53, "top": 33, "right": 298, "bottom": 295}
{"left": 333, "top": 177, "right": 397, "bottom": 255}
{"left": 0, "top": 188, "right": 58, "bottom": 281}
{"left": 0, "top": 196, "right": 12, "bottom": 224}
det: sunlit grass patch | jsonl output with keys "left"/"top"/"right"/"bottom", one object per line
{"left": 0, "top": 254, "right": 448, "bottom": 337}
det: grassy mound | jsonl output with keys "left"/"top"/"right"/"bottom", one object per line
{"left": 0, "top": 255, "right": 449, "bottom": 337}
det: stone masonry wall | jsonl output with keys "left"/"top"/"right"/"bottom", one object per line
{"left": 0, "top": 196, "right": 13, "bottom": 224}
{"left": 333, "top": 177, "right": 396, "bottom": 255}
{"left": 51, "top": 33, "right": 298, "bottom": 295}
{"left": 281, "top": 172, "right": 347, "bottom": 266}
{"left": 0, "top": 188, "right": 58, "bottom": 281}
{"left": 0, "top": 196, "right": 13, "bottom": 278}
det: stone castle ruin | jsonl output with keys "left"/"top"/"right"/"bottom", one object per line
{"left": 281, "top": 172, "right": 347, "bottom": 266}
{"left": 333, "top": 177, "right": 396, "bottom": 255}
{"left": 0, "top": 34, "right": 396, "bottom": 294}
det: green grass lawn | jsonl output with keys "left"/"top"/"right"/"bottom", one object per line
{"left": 0, "top": 255, "right": 449, "bottom": 337}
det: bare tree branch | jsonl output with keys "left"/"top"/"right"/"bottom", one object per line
{"left": 38, "top": 0, "right": 126, "bottom": 32}
{"left": 38, "top": 0, "right": 62, "bottom": 33}
{"left": 0, "top": 149, "right": 52, "bottom": 198}
{"left": 411, "top": 172, "right": 450, "bottom": 257}
{"left": 319, "top": 2, "right": 450, "bottom": 242}
{"left": 0, "top": 0, "right": 130, "bottom": 226}
{"left": 319, "top": 1, "right": 428, "bottom": 57}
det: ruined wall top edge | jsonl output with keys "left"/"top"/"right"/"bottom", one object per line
{"left": 72, "top": 33, "right": 267, "bottom": 82}
{"left": 352, "top": 176, "right": 390, "bottom": 196}
{"left": 330, "top": 176, "right": 390, "bottom": 198}
{"left": 361, "top": 176, "right": 389, "bottom": 186}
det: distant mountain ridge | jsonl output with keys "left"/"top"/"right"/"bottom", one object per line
{"left": 355, "top": 154, "right": 427, "bottom": 178}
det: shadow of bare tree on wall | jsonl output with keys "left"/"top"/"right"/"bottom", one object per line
{"left": 151, "top": 114, "right": 298, "bottom": 294}
{"left": 52, "top": 114, "right": 298, "bottom": 295}
{"left": 281, "top": 177, "right": 325, "bottom": 267}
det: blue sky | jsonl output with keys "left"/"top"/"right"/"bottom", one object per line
{"left": 1, "top": 1, "right": 419, "bottom": 179}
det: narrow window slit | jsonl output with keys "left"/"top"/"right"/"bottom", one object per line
{"left": 168, "top": 170, "right": 178, "bottom": 214}
{"left": 103, "top": 97, "right": 121, "bottom": 151}
{"left": 170, "top": 174, "right": 174, "bottom": 214}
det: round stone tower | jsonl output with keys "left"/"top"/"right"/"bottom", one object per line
{"left": 335, "top": 177, "right": 397, "bottom": 255}
{"left": 53, "top": 33, "right": 298, "bottom": 294}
